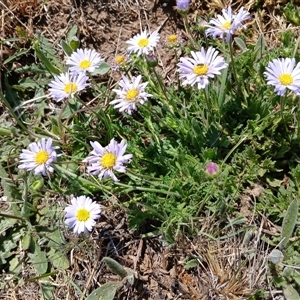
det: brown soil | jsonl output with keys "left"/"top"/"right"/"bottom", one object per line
{"left": 0, "top": 0, "right": 289, "bottom": 299}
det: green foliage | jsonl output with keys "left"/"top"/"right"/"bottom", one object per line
{"left": 283, "top": 2, "right": 300, "bottom": 26}
{"left": 86, "top": 282, "right": 123, "bottom": 300}
{"left": 2, "top": 7, "right": 300, "bottom": 298}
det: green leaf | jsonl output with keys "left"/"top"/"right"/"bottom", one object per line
{"left": 40, "top": 283, "right": 55, "bottom": 300}
{"left": 184, "top": 258, "right": 199, "bottom": 270}
{"left": 86, "top": 282, "right": 123, "bottom": 300}
{"left": 283, "top": 284, "right": 300, "bottom": 300}
{"left": 0, "top": 164, "right": 14, "bottom": 199}
{"left": 3, "top": 49, "right": 29, "bottom": 65}
{"left": 34, "top": 41, "right": 60, "bottom": 75}
{"left": 280, "top": 199, "right": 298, "bottom": 250}
{"left": 254, "top": 34, "right": 266, "bottom": 62}
{"left": 60, "top": 40, "right": 73, "bottom": 56}
{"left": 66, "top": 25, "right": 78, "bottom": 43}
{"left": 69, "top": 37, "right": 80, "bottom": 51}
{"left": 234, "top": 37, "right": 247, "bottom": 51}
{"left": 22, "top": 232, "right": 31, "bottom": 250}
{"left": 48, "top": 248, "right": 69, "bottom": 270}
{"left": 29, "top": 244, "right": 48, "bottom": 275}
{"left": 9, "top": 255, "right": 22, "bottom": 274}
{"left": 61, "top": 100, "right": 81, "bottom": 120}
{"left": 102, "top": 257, "right": 127, "bottom": 279}
{"left": 91, "top": 62, "right": 110, "bottom": 75}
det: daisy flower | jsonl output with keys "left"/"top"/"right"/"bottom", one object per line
{"left": 83, "top": 138, "right": 133, "bottom": 182}
{"left": 48, "top": 71, "right": 89, "bottom": 102}
{"left": 18, "top": 138, "right": 58, "bottom": 176}
{"left": 164, "top": 34, "right": 184, "bottom": 49}
{"left": 205, "top": 6, "right": 250, "bottom": 42}
{"left": 111, "top": 54, "right": 130, "bottom": 71}
{"left": 111, "top": 75, "right": 152, "bottom": 115}
{"left": 66, "top": 48, "right": 104, "bottom": 74}
{"left": 264, "top": 58, "right": 300, "bottom": 96}
{"left": 177, "top": 46, "right": 228, "bottom": 89}
{"left": 64, "top": 195, "right": 101, "bottom": 235}
{"left": 126, "top": 30, "right": 160, "bottom": 56}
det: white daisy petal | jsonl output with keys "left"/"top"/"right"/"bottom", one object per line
{"left": 64, "top": 196, "right": 101, "bottom": 235}
{"left": 264, "top": 58, "right": 300, "bottom": 96}
{"left": 18, "top": 138, "right": 59, "bottom": 176}
{"left": 126, "top": 29, "right": 160, "bottom": 56}
{"left": 66, "top": 48, "right": 104, "bottom": 74}
{"left": 177, "top": 46, "right": 228, "bottom": 89}
{"left": 111, "top": 75, "right": 152, "bottom": 115}
{"left": 48, "top": 71, "right": 89, "bottom": 102}
{"left": 205, "top": 6, "right": 250, "bottom": 42}
{"left": 83, "top": 138, "right": 133, "bottom": 182}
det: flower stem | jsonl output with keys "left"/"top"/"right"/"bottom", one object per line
{"left": 182, "top": 14, "right": 198, "bottom": 49}
{"left": 57, "top": 98, "right": 69, "bottom": 144}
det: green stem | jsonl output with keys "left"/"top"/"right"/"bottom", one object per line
{"left": 182, "top": 14, "right": 198, "bottom": 49}
{"left": 57, "top": 98, "right": 70, "bottom": 144}
{"left": 0, "top": 213, "right": 26, "bottom": 221}
{"left": 280, "top": 93, "right": 289, "bottom": 136}
{"left": 229, "top": 40, "right": 238, "bottom": 89}
{"left": 152, "top": 67, "right": 170, "bottom": 103}
{"left": 229, "top": 39, "right": 246, "bottom": 103}
{"left": 203, "top": 89, "right": 213, "bottom": 123}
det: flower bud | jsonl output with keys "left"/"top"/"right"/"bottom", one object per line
{"left": 146, "top": 54, "right": 158, "bottom": 68}
{"left": 205, "top": 162, "right": 219, "bottom": 176}
{"left": 176, "top": 0, "right": 190, "bottom": 14}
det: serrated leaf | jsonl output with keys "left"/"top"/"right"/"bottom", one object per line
{"left": 280, "top": 199, "right": 298, "bottom": 250}
{"left": 86, "top": 282, "right": 123, "bottom": 300}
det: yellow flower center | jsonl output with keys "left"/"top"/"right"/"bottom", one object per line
{"left": 101, "top": 152, "right": 117, "bottom": 169}
{"left": 35, "top": 150, "right": 49, "bottom": 165}
{"left": 222, "top": 21, "right": 231, "bottom": 29}
{"left": 125, "top": 89, "right": 139, "bottom": 101}
{"left": 167, "top": 34, "right": 178, "bottom": 44}
{"left": 79, "top": 59, "right": 92, "bottom": 69}
{"left": 279, "top": 73, "right": 293, "bottom": 86}
{"left": 115, "top": 55, "right": 126, "bottom": 64}
{"left": 76, "top": 208, "right": 90, "bottom": 222}
{"left": 138, "top": 38, "right": 149, "bottom": 48}
{"left": 193, "top": 64, "right": 209, "bottom": 76}
{"left": 64, "top": 82, "right": 78, "bottom": 94}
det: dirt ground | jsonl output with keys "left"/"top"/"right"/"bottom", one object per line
{"left": 0, "top": 0, "right": 291, "bottom": 299}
